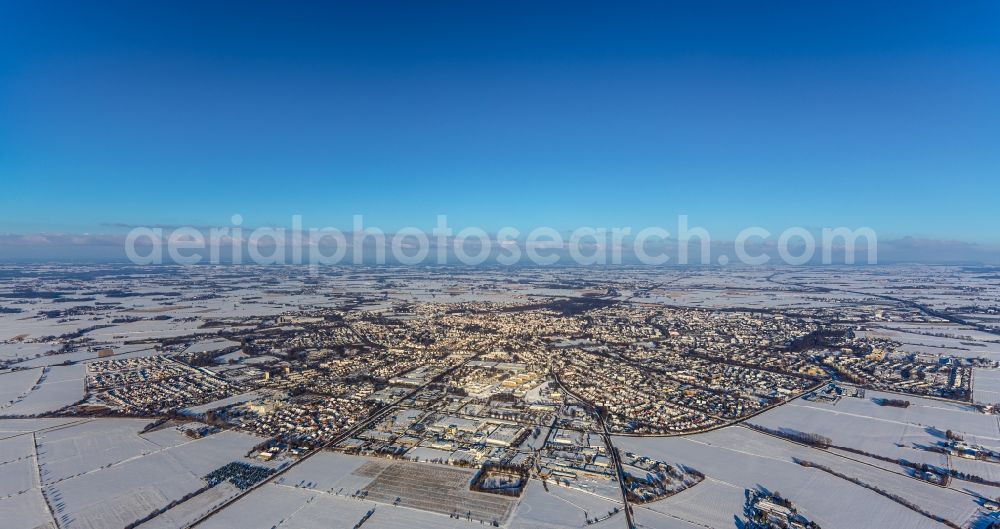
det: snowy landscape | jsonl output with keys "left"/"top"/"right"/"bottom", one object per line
{"left": 1, "top": 264, "right": 999, "bottom": 528}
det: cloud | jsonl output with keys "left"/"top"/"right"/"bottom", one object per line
{"left": 880, "top": 236, "right": 982, "bottom": 250}
{"left": 0, "top": 233, "right": 125, "bottom": 247}
{"left": 0, "top": 231, "right": 996, "bottom": 265}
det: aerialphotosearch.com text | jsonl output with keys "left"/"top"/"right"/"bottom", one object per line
{"left": 124, "top": 215, "right": 878, "bottom": 267}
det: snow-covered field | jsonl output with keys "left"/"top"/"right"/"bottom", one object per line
{"left": 0, "top": 368, "right": 42, "bottom": 409}
{"left": 0, "top": 418, "right": 268, "bottom": 529}
{"left": 198, "top": 481, "right": 490, "bottom": 529}
{"left": 752, "top": 388, "right": 1000, "bottom": 448}
{"left": 617, "top": 427, "right": 971, "bottom": 529}
{"left": 975, "top": 368, "right": 1000, "bottom": 404}
{"left": 0, "top": 342, "right": 58, "bottom": 363}
{"left": 861, "top": 324, "right": 1000, "bottom": 360}
{"left": 508, "top": 480, "right": 623, "bottom": 529}
{"left": 610, "top": 384, "right": 1000, "bottom": 529}
{"left": 3, "top": 365, "right": 86, "bottom": 416}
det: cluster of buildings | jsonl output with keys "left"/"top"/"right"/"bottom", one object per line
{"left": 745, "top": 489, "right": 822, "bottom": 529}
{"left": 86, "top": 356, "right": 233, "bottom": 415}
{"left": 817, "top": 337, "right": 973, "bottom": 400}
{"left": 27, "top": 266, "right": 986, "bottom": 526}
{"left": 946, "top": 440, "right": 1000, "bottom": 462}
{"left": 230, "top": 391, "right": 375, "bottom": 445}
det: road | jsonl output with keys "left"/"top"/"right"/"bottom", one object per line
{"left": 600, "top": 422, "right": 636, "bottom": 529}
{"left": 551, "top": 369, "right": 635, "bottom": 529}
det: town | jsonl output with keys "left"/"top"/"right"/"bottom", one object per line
{"left": 2, "top": 264, "right": 1000, "bottom": 529}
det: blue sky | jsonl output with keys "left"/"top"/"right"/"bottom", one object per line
{"left": 1, "top": 1, "right": 998, "bottom": 245}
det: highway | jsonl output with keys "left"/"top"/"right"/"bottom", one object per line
{"left": 551, "top": 369, "right": 635, "bottom": 529}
